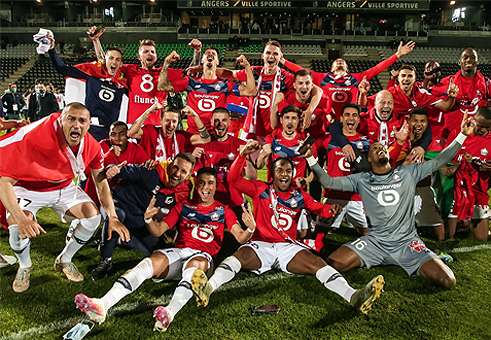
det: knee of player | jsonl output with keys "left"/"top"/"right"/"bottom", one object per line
{"left": 442, "top": 275, "right": 456, "bottom": 289}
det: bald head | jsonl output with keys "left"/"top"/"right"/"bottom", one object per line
{"left": 374, "top": 90, "right": 394, "bottom": 121}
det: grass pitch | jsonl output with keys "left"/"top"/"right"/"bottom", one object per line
{"left": 1, "top": 169, "right": 491, "bottom": 340}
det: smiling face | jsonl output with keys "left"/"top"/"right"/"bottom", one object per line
{"left": 61, "top": 106, "right": 90, "bottom": 147}
{"left": 212, "top": 111, "right": 230, "bottom": 139}
{"left": 459, "top": 48, "right": 479, "bottom": 74}
{"left": 109, "top": 124, "right": 128, "bottom": 150}
{"left": 202, "top": 48, "right": 219, "bottom": 69}
{"left": 280, "top": 111, "right": 300, "bottom": 137}
{"left": 195, "top": 173, "right": 217, "bottom": 206}
{"left": 294, "top": 74, "right": 313, "bottom": 102}
{"left": 374, "top": 90, "right": 394, "bottom": 121}
{"left": 167, "top": 157, "right": 193, "bottom": 188}
{"left": 340, "top": 106, "right": 360, "bottom": 136}
{"left": 331, "top": 58, "right": 348, "bottom": 74}
{"left": 262, "top": 44, "right": 282, "bottom": 71}
{"left": 160, "top": 110, "right": 180, "bottom": 138}
{"left": 272, "top": 159, "right": 293, "bottom": 192}
{"left": 105, "top": 49, "right": 123, "bottom": 76}
{"left": 409, "top": 113, "right": 428, "bottom": 140}
{"left": 138, "top": 44, "right": 157, "bottom": 70}
{"left": 368, "top": 142, "right": 389, "bottom": 166}
{"left": 398, "top": 68, "right": 416, "bottom": 94}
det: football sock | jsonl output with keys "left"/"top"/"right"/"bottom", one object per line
{"left": 59, "top": 215, "right": 100, "bottom": 263}
{"left": 102, "top": 257, "right": 153, "bottom": 310}
{"left": 166, "top": 267, "right": 195, "bottom": 319}
{"left": 209, "top": 256, "right": 241, "bottom": 292}
{"left": 316, "top": 266, "right": 356, "bottom": 302}
{"left": 8, "top": 224, "right": 32, "bottom": 269}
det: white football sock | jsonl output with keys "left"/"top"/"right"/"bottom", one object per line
{"left": 208, "top": 256, "right": 241, "bottom": 292}
{"left": 166, "top": 267, "right": 195, "bottom": 319}
{"left": 102, "top": 257, "right": 153, "bottom": 310}
{"left": 59, "top": 215, "right": 100, "bottom": 263}
{"left": 8, "top": 224, "right": 32, "bottom": 268}
{"left": 316, "top": 266, "right": 356, "bottom": 302}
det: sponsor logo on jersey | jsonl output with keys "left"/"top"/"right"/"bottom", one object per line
{"left": 409, "top": 239, "right": 427, "bottom": 252}
{"left": 188, "top": 213, "right": 196, "bottom": 217}
{"left": 195, "top": 84, "right": 201, "bottom": 89}
{"left": 290, "top": 198, "right": 297, "bottom": 208}
{"left": 165, "top": 197, "right": 174, "bottom": 204}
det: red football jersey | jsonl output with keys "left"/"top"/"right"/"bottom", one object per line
{"left": 164, "top": 200, "right": 238, "bottom": 257}
{"left": 237, "top": 66, "right": 295, "bottom": 138}
{"left": 379, "top": 85, "right": 442, "bottom": 119}
{"left": 264, "top": 129, "right": 317, "bottom": 186}
{"left": 171, "top": 76, "right": 235, "bottom": 134}
{"left": 139, "top": 125, "right": 192, "bottom": 161}
{"left": 360, "top": 107, "right": 405, "bottom": 146}
{"left": 431, "top": 71, "right": 491, "bottom": 139}
{"left": 196, "top": 135, "right": 246, "bottom": 207}
{"left": 323, "top": 134, "right": 367, "bottom": 201}
{"left": 284, "top": 55, "right": 398, "bottom": 117}
{"left": 120, "top": 65, "right": 182, "bottom": 125}
{"left": 446, "top": 130, "right": 491, "bottom": 204}
{"left": 228, "top": 155, "right": 333, "bottom": 243}
{"left": 278, "top": 90, "right": 331, "bottom": 139}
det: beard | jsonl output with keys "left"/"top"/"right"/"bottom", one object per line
{"left": 379, "top": 157, "right": 389, "bottom": 165}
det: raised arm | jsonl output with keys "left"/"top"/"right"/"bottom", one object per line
{"left": 127, "top": 101, "right": 165, "bottom": 139}
{"left": 255, "top": 143, "right": 271, "bottom": 170}
{"left": 236, "top": 55, "right": 257, "bottom": 97}
{"left": 184, "top": 106, "right": 211, "bottom": 145}
{"left": 270, "top": 92, "right": 285, "bottom": 130}
{"left": 424, "top": 111, "right": 474, "bottom": 174}
{"left": 87, "top": 25, "right": 106, "bottom": 60}
{"left": 229, "top": 204, "right": 255, "bottom": 244}
{"left": 358, "top": 76, "right": 370, "bottom": 107}
{"left": 303, "top": 84, "right": 323, "bottom": 129}
{"left": 158, "top": 51, "right": 180, "bottom": 92}
{"left": 433, "top": 78, "right": 458, "bottom": 112}
{"left": 47, "top": 36, "right": 89, "bottom": 80}
{"left": 229, "top": 140, "right": 261, "bottom": 196}
{"left": 188, "top": 39, "right": 202, "bottom": 68}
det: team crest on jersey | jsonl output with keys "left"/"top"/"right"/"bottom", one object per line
{"left": 211, "top": 212, "right": 220, "bottom": 221}
{"left": 345, "top": 80, "right": 351, "bottom": 86}
{"left": 481, "top": 148, "right": 488, "bottom": 156}
{"left": 214, "top": 83, "right": 221, "bottom": 91}
{"left": 228, "top": 152, "right": 236, "bottom": 160}
{"left": 290, "top": 198, "right": 298, "bottom": 208}
{"left": 394, "top": 174, "right": 401, "bottom": 182}
{"left": 390, "top": 131, "right": 395, "bottom": 137}
{"left": 409, "top": 239, "right": 426, "bottom": 252}
{"left": 165, "top": 197, "right": 174, "bottom": 204}
{"left": 356, "top": 141, "right": 364, "bottom": 150}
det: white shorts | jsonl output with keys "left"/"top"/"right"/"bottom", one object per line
{"left": 240, "top": 240, "right": 305, "bottom": 275}
{"left": 448, "top": 204, "right": 490, "bottom": 220}
{"left": 414, "top": 186, "right": 443, "bottom": 227}
{"left": 155, "top": 247, "right": 213, "bottom": 281}
{"left": 324, "top": 198, "right": 368, "bottom": 229}
{"left": 7, "top": 182, "right": 94, "bottom": 223}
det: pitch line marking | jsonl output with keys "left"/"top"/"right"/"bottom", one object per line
{"left": 0, "top": 272, "right": 291, "bottom": 340}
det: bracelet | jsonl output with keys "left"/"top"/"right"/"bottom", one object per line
{"left": 144, "top": 218, "right": 152, "bottom": 224}
{"left": 247, "top": 227, "right": 254, "bottom": 234}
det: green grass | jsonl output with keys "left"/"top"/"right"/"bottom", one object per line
{"left": 1, "top": 170, "right": 491, "bottom": 339}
